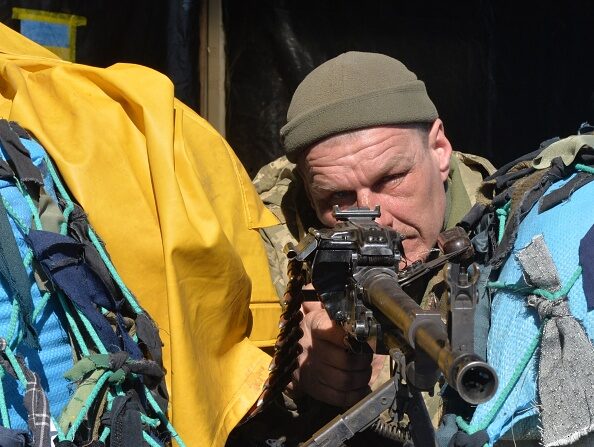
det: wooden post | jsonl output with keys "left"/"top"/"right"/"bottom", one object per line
{"left": 199, "top": 0, "right": 226, "bottom": 136}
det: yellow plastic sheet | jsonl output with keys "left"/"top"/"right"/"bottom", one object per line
{"left": 0, "top": 23, "right": 280, "bottom": 446}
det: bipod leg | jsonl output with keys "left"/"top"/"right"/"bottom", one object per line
{"left": 301, "top": 377, "right": 399, "bottom": 446}
{"left": 405, "top": 387, "right": 437, "bottom": 447}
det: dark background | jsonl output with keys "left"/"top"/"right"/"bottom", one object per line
{"left": 0, "top": 0, "right": 201, "bottom": 110}
{"left": 225, "top": 0, "right": 594, "bottom": 176}
{"left": 3, "top": 0, "right": 594, "bottom": 177}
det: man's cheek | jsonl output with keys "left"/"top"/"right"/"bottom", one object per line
{"left": 323, "top": 215, "right": 338, "bottom": 227}
{"left": 317, "top": 209, "right": 336, "bottom": 227}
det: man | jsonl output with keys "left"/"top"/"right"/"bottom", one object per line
{"left": 257, "top": 51, "right": 594, "bottom": 447}
{"left": 253, "top": 51, "right": 494, "bottom": 436}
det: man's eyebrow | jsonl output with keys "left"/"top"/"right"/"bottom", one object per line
{"left": 380, "top": 154, "right": 414, "bottom": 170}
{"left": 309, "top": 182, "right": 343, "bottom": 195}
{"left": 362, "top": 155, "right": 411, "bottom": 179}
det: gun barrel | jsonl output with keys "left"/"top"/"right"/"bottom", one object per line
{"left": 363, "top": 272, "right": 497, "bottom": 404}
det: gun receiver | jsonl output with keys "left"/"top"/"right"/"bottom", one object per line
{"left": 288, "top": 206, "right": 497, "bottom": 405}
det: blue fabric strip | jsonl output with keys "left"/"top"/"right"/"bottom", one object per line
{"left": 26, "top": 230, "right": 141, "bottom": 359}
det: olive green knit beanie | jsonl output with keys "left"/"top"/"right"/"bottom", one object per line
{"left": 280, "top": 51, "right": 438, "bottom": 161}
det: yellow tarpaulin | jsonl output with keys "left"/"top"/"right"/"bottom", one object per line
{"left": 0, "top": 23, "right": 281, "bottom": 447}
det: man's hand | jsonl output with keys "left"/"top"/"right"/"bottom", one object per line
{"left": 289, "top": 301, "right": 375, "bottom": 407}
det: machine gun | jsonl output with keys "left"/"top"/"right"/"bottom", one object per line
{"left": 287, "top": 206, "right": 498, "bottom": 446}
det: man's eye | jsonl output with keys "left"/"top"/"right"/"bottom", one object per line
{"left": 329, "top": 191, "right": 355, "bottom": 206}
{"left": 379, "top": 173, "right": 405, "bottom": 187}
{"left": 333, "top": 191, "right": 351, "bottom": 199}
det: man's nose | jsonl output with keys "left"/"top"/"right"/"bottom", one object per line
{"left": 356, "top": 190, "right": 373, "bottom": 209}
{"left": 356, "top": 190, "right": 392, "bottom": 227}
{"left": 376, "top": 212, "right": 393, "bottom": 228}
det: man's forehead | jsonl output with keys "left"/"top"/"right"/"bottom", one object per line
{"left": 315, "top": 124, "right": 423, "bottom": 149}
{"left": 304, "top": 149, "right": 418, "bottom": 195}
{"left": 302, "top": 128, "right": 421, "bottom": 171}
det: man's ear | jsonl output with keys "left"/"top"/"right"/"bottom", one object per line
{"left": 428, "top": 119, "right": 453, "bottom": 182}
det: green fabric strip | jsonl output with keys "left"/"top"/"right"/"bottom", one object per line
{"left": 58, "top": 368, "right": 106, "bottom": 435}
{"left": 533, "top": 135, "right": 594, "bottom": 169}
{"left": 38, "top": 189, "right": 65, "bottom": 233}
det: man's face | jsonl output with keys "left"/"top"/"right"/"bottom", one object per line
{"left": 299, "top": 122, "right": 452, "bottom": 264}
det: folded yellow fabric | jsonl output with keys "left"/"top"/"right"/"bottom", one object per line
{"left": 0, "top": 23, "right": 280, "bottom": 447}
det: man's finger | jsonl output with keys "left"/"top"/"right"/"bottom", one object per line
{"left": 305, "top": 308, "right": 347, "bottom": 347}
{"left": 304, "top": 378, "right": 371, "bottom": 408}
{"left": 301, "top": 299, "right": 323, "bottom": 314}
{"left": 308, "top": 338, "right": 373, "bottom": 372}
{"left": 316, "top": 362, "right": 372, "bottom": 392}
